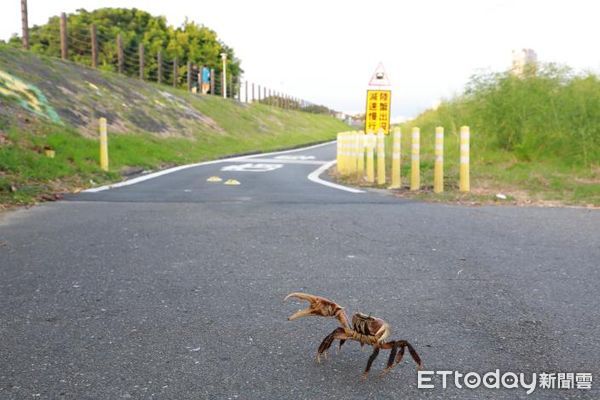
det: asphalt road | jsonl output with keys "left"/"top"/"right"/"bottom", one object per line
{"left": 1, "top": 142, "right": 599, "bottom": 399}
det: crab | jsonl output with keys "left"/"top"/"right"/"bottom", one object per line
{"left": 284, "top": 292, "right": 423, "bottom": 378}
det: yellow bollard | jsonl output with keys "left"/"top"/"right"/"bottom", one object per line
{"left": 336, "top": 132, "right": 341, "bottom": 172}
{"left": 459, "top": 126, "right": 470, "bottom": 192}
{"left": 390, "top": 127, "right": 401, "bottom": 189}
{"left": 99, "top": 117, "right": 109, "bottom": 171}
{"left": 349, "top": 131, "right": 357, "bottom": 175}
{"left": 434, "top": 127, "right": 444, "bottom": 193}
{"left": 410, "top": 127, "right": 420, "bottom": 190}
{"left": 343, "top": 132, "right": 351, "bottom": 175}
{"left": 338, "top": 132, "right": 347, "bottom": 175}
{"left": 356, "top": 131, "right": 365, "bottom": 179}
{"left": 366, "top": 132, "right": 375, "bottom": 183}
{"left": 376, "top": 129, "right": 386, "bottom": 185}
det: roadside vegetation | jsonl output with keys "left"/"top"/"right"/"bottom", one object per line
{"left": 3, "top": 8, "right": 242, "bottom": 86}
{"left": 0, "top": 46, "right": 347, "bottom": 208}
{"left": 342, "top": 64, "right": 599, "bottom": 206}
{"left": 0, "top": 100, "right": 346, "bottom": 207}
{"left": 0, "top": 102, "right": 346, "bottom": 207}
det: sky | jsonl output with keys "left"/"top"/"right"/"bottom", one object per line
{"left": 2, "top": 0, "right": 600, "bottom": 120}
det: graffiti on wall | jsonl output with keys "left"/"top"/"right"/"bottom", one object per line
{"left": 0, "top": 70, "right": 61, "bottom": 123}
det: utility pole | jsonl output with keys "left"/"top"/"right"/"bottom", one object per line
{"left": 157, "top": 51, "right": 162, "bottom": 84}
{"left": 139, "top": 43, "right": 144, "bottom": 80}
{"left": 172, "top": 57, "right": 178, "bottom": 87}
{"left": 60, "top": 12, "right": 68, "bottom": 60}
{"left": 187, "top": 61, "right": 192, "bottom": 92}
{"left": 220, "top": 53, "right": 227, "bottom": 98}
{"left": 21, "top": 0, "right": 29, "bottom": 50}
{"left": 90, "top": 24, "right": 98, "bottom": 68}
{"left": 117, "top": 34, "right": 124, "bottom": 74}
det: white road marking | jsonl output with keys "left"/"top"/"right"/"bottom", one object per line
{"left": 83, "top": 158, "right": 244, "bottom": 193}
{"left": 235, "top": 158, "right": 325, "bottom": 165}
{"left": 83, "top": 140, "right": 361, "bottom": 194}
{"left": 242, "top": 140, "right": 334, "bottom": 158}
{"left": 307, "top": 161, "right": 364, "bottom": 194}
{"left": 221, "top": 163, "right": 284, "bottom": 172}
{"left": 83, "top": 141, "right": 335, "bottom": 193}
{"left": 274, "top": 155, "right": 316, "bottom": 160}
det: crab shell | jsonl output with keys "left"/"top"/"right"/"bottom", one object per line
{"left": 351, "top": 313, "right": 391, "bottom": 344}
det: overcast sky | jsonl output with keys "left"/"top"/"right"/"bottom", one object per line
{"left": 2, "top": 0, "right": 600, "bottom": 120}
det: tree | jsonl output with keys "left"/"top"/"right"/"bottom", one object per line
{"left": 8, "top": 8, "right": 243, "bottom": 88}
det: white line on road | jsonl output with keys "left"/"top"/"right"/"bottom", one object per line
{"left": 83, "top": 140, "right": 362, "bottom": 194}
{"left": 307, "top": 160, "right": 364, "bottom": 194}
{"left": 221, "top": 163, "right": 284, "bottom": 172}
{"left": 242, "top": 140, "right": 335, "bottom": 158}
{"left": 234, "top": 158, "right": 326, "bottom": 165}
{"left": 83, "top": 158, "right": 245, "bottom": 193}
{"left": 84, "top": 141, "right": 336, "bottom": 193}
{"left": 274, "top": 155, "right": 316, "bottom": 160}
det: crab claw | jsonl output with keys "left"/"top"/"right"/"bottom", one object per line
{"left": 284, "top": 292, "right": 320, "bottom": 304}
{"left": 284, "top": 292, "right": 349, "bottom": 328}
{"left": 284, "top": 292, "right": 323, "bottom": 321}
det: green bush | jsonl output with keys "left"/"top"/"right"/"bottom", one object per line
{"left": 404, "top": 64, "right": 600, "bottom": 167}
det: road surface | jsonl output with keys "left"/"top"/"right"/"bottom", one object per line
{"left": 1, "top": 142, "right": 599, "bottom": 399}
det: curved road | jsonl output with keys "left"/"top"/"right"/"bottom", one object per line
{"left": 1, "top": 142, "right": 599, "bottom": 399}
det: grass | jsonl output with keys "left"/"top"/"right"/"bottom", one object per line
{"left": 0, "top": 66, "right": 348, "bottom": 207}
{"left": 0, "top": 44, "right": 349, "bottom": 207}
{"left": 334, "top": 64, "right": 600, "bottom": 207}
{"left": 334, "top": 131, "right": 600, "bottom": 207}
{"left": 0, "top": 105, "right": 346, "bottom": 207}
{"left": 0, "top": 109, "right": 346, "bottom": 206}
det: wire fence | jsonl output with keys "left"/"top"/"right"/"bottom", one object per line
{"left": 22, "top": 12, "right": 316, "bottom": 111}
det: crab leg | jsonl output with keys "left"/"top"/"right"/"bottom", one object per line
{"left": 380, "top": 340, "right": 423, "bottom": 370}
{"left": 362, "top": 347, "right": 380, "bottom": 378}
{"left": 316, "top": 327, "right": 349, "bottom": 362}
{"left": 395, "top": 343, "right": 406, "bottom": 364}
{"left": 386, "top": 345, "right": 399, "bottom": 370}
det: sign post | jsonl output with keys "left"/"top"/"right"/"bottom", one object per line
{"left": 365, "top": 63, "right": 392, "bottom": 135}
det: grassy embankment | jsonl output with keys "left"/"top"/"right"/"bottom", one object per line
{"left": 0, "top": 45, "right": 348, "bottom": 207}
{"left": 338, "top": 64, "right": 600, "bottom": 206}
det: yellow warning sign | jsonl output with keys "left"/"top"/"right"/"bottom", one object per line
{"left": 365, "top": 90, "right": 391, "bottom": 135}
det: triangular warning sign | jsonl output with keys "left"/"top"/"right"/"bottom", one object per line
{"left": 368, "top": 63, "right": 391, "bottom": 87}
